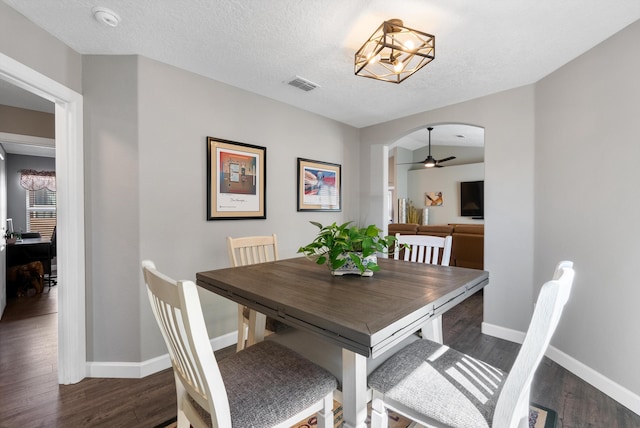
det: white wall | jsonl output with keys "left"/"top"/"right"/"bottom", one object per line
{"left": 407, "top": 163, "right": 484, "bottom": 225}
{"left": 535, "top": 20, "right": 640, "bottom": 401}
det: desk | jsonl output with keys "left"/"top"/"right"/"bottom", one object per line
{"left": 197, "top": 257, "right": 488, "bottom": 428}
{"left": 6, "top": 238, "right": 52, "bottom": 268}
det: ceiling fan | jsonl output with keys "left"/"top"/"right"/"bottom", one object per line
{"left": 398, "top": 127, "right": 456, "bottom": 168}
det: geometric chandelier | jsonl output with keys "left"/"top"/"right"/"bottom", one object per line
{"left": 354, "top": 19, "right": 435, "bottom": 84}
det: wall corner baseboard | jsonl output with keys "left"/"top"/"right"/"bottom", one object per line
{"left": 86, "top": 331, "right": 238, "bottom": 379}
{"left": 482, "top": 321, "right": 640, "bottom": 417}
{"left": 545, "top": 346, "right": 640, "bottom": 417}
{"left": 481, "top": 321, "right": 526, "bottom": 344}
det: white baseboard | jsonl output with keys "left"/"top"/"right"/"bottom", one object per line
{"left": 481, "top": 321, "right": 526, "bottom": 344}
{"left": 482, "top": 321, "right": 640, "bottom": 416}
{"left": 86, "top": 331, "right": 238, "bottom": 379}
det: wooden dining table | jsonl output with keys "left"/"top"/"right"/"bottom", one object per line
{"left": 196, "top": 256, "right": 488, "bottom": 428}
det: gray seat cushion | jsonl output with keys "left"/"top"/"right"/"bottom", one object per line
{"left": 191, "top": 340, "right": 337, "bottom": 427}
{"left": 368, "top": 339, "right": 506, "bottom": 428}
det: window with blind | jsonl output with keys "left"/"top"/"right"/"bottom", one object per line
{"left": 26, "top": 188, "right": 57, "bottom": 240}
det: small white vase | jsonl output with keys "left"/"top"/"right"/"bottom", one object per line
{"left": 331, "top": 253, "right": 377, "bottom": 277}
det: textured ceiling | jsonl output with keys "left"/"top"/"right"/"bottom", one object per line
{"left": 3, "top": 0, "right": 639, "bottom": 131}
{"left": 1, "top": 1, "right": 639, "bottom": 160}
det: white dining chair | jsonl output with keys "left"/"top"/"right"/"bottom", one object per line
{"left": 394, "top": 233, "right": 453, "bottom": 342}
{"left": 368, "top": 261, "right": 575, "bottom": 428}
{"left": 142, "top": 260, "right": 337, "bottom": 428}
{"left": 394, "top": 233, "right": 452, "bottom": 266}
{"left": 227, "top": 234, "right": 279, "bottom": 351}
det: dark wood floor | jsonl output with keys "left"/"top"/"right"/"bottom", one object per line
{"left": 1, "top": 288, "right": 638, "bottom": 427}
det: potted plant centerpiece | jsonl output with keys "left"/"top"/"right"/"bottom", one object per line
{"left": 298, "top": 221, "right": 397, "bottom": 276}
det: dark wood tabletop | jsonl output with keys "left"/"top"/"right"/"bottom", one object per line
{"left": 196, "top": 256, "right": 488, "bottom": 357}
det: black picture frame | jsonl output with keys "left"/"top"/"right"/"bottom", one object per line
{"left": 297, "top": 158, "right": 341, "bottom": 212}
{"left": 207, "top": 137, "right": 266, "bottom": 220}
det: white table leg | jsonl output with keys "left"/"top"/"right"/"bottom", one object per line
{"left": 342, "top": 349, "right": 368, "bottom": 428}
{"left": 246, "top": 310, "right": 266, "bottom": 346}
{"left": 421, "top": 314, "right": 443, "bottom": 343}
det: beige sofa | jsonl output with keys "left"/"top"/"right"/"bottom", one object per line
{"left": 388, "top": 223, "right": 484, "bottom": 269}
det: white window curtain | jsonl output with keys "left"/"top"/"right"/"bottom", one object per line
{"left": 19, "top": 169, "right": 56, "bottom": 192}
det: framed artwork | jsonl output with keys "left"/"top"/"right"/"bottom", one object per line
{"left": 297, "top": 158, "right": 341, "bottom": 212}
{"left": 425, "top": 191, "right": 444, "bottom": 206}
{"left": 207, "top": 137, "right": 266, "bottom": 220}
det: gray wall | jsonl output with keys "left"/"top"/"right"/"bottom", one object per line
{"left": 361, "top": 85, "right": 537, "bottom": 330}
{"left": 83, "top": 55, "right": 140, "bottom": 362}
{"left": 1, "top": 146, "right": 6, "bottom": 315}
{"left": 0, "top": 105, "right": 55, "bottom": 139}
{"left": 5, "top": 154, "right": 55, "bottom": 234}
{"left": 0, "top": 2, "right": 82, "bottom": 93}
{"left": 83, "top": 55, "right": 361, "bottom": 361}
{"left": 3, "top": 0, "right": 640, "bottom": 408}
{"left": 534, "top": 20, "right": 640, "bottom": 395}
{"left": 361, "top": 20, "right": 640, "bottom": 401}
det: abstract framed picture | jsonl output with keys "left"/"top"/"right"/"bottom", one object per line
{"left": 297, "top": 158, "right": 341, "bottom": 212}
{"left": 207, "top": 137, "right": 266, "bottom": 220}
{"left": 425, "top": 191, "right": 443, "bottom": 206}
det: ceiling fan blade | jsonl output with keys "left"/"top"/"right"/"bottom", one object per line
{"left": 397, "top": 158, "right": 429, "bottom": 165}
{"left": 437, "top": 156, "right": 456, "bottom": 163}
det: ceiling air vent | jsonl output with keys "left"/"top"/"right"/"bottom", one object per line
{"left": 287, "top": 76, "right": 320, "bottom": 92}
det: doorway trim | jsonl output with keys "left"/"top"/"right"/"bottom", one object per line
{"left": 0, "top": 52, "right": 86, "bottom": 384}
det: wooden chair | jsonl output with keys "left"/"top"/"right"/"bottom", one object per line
{"left": 142, "top": 260, "right": 337, "bottom": 428}
{"left": 368, "top": 261, "right": 575, "bottom": 428}
{"left": 394, "top": 233, "right": 452, "bottom": 266}
{"left": 394, "top": 233, "right": 453, "bottom": 342}
{"left": 227, "top": 234, "right": 279, "bottom": 351}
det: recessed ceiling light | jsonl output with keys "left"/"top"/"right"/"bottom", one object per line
{"left": 92, "top": 7, "right": 120, "bottom": 27}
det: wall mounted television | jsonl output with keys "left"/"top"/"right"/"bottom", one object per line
{"left": 460, "top": 180, "right": 484, "bottom": 219}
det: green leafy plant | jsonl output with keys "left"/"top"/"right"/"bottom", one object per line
{"left": 297, "top": 221, "right": 398, "bottom": 275}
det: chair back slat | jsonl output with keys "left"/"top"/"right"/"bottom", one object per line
{"left": 154, "top": 298, "right": 204, "bottom": 394}
{"left": 227, "top": 234, "right": 280, "bottom": 351}
{"left": 395, "top": 233, "right": 452, "bottom": 266}
{"left": 493, "top": 261, "right": 575, "bottom": 427}
{"left": 227, "top": 234, "right": 279, "bottom": 267}
{"left": 142, "top": 260, "right": 232, "bottom": 426}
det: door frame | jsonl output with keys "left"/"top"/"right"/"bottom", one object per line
{"left": 0, "top": 52, "right": 86, "bottom": 384}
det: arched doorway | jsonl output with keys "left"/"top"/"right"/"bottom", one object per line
{"left": 387, "top": 123, "right": 484, "bottom": 226}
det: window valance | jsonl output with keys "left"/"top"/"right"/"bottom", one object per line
{"left": 20, "top": 169, "right": 56, "bottom": 192}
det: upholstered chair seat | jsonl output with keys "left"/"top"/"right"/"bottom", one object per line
{"left": 369, "top": 339, "right": 506, "bottom": 428}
